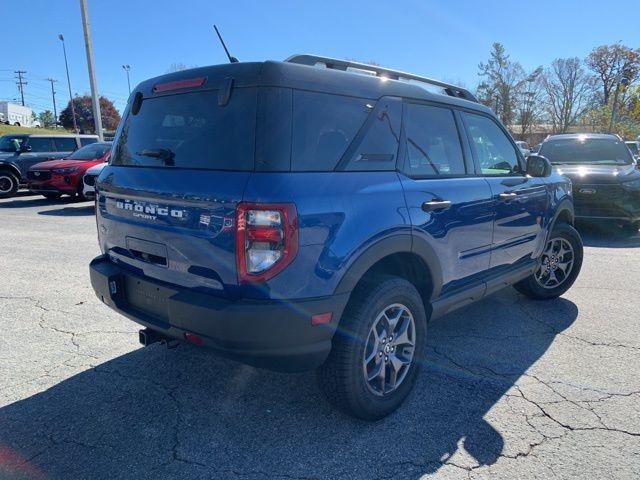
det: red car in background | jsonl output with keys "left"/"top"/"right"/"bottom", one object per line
{"left": 27, "top": 142, "right": 111, "bottom": 200}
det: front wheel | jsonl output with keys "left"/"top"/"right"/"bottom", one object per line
{"left": 514, "top": 223, "right": 583, "bottom": 300}
{"left": 317, "top": 276, "right": 427, "bottom": 420}
{"left": 0, "top": 171, "right": 19, "bottom": 199}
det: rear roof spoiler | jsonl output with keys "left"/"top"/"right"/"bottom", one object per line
{"left": 285, "top": 54, "right": 478, "bottom": 103}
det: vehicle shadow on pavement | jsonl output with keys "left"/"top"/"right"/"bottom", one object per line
{"left": 0, "top": 290, "right": 577, "bottom": 480}
{"left": 38, "top": 205, "right": 95, "bottom": 217}
{"left": 577, "top": 222, "right": 640, "bottom": 248}
{"left": 0, "top": 195, "right": 80, "bottom": 209}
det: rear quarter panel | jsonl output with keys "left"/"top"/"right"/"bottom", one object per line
{"left": 241, "top": 172, "right": 410, "bottom": 300}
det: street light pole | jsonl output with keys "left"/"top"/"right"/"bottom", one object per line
{"left": 58, "top": 34, "right": 78, "bottom": 133}
{"left": 122, "top": 64, "right": 131, "bottom": 95}
{"left": 79, "top": 0, "right": 103, "bottom": 140}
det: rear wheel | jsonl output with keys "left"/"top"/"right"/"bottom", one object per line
{"left": 317, "top": 276, "right": 427, "bottom": 420}
{"left": 514, "top": 223, "right": 583, "bottom": 300}
{"left": 0, "top": 171, "right": 19, "bottom": 199}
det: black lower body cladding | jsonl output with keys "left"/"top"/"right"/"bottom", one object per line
{"left": 89, "top": 255, "right": 350, "bottom": 372}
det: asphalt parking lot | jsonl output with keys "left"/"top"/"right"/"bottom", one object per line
{"left": 0, "top": 192, "right": 639, "bottom": 480}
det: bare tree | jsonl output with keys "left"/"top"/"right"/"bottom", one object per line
{"left": 514, "top": 66, "right": 544, "bottom": 137}
{"left": 586, "top": 44, "right": 640, "bottom": 105}
{"left": 543, "top": 58, "right": 595, "bottom": 133}
{"left": 476, "top": 43, "right": 526, "bottom": 127}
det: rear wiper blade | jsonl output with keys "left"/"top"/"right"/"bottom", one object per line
{"left": 137, "top": 148, "right": 175, "bottom": 166}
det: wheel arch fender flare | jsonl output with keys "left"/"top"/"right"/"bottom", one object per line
{"left": 0, "top": 162, "right": 22, "bottom": 181}
{"left": 333, "top": 233, "right": 443, "bottom": 301}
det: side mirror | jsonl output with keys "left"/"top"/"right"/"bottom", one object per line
{"left": 19, "top": 145, "right": 32, "bottom": 153}
{"left": 526, "top": 154, "right": 552, "bottom": 177}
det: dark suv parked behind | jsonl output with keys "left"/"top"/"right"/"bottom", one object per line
{"left": 0, "top": 133, "right": 99, "bottom": 198}
{"left": 90, "top": 56, "right": 582, "bottom": 419}
{"left": 539, "top": 133, "right": 640, "bottom": 232}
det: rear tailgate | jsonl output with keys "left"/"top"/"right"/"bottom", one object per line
{"left": 97, "top": 168, "right": 249, "bottom": 296}
{"left": 96, "top": 65, "right": 261, "bottom": 299}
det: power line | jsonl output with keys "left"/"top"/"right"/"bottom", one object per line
{"left": 14, "top": 70, "right": 27, "bottom": 106}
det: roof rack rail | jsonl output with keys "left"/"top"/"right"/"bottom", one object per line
{"left": 284, "top": 54, "right": 478, "bottom": 103}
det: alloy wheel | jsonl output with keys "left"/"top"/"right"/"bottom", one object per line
{"left": 363, "top": 303, "right": 416, "bottom": 396}
{"left": 535, "top": 237, "right": 575, "bottom": 289}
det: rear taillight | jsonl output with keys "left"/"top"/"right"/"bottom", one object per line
{"left": 236, "top": 202, "right": 298, "bottom": 283}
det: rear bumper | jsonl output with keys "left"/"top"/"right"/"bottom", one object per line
{"left": 89, "top": 255, "right": 349, "bottom": 372}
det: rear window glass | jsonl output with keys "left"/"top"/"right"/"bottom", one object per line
{"left": 26, "top": 137, "right": 53, "bottom": 152}
{"left": 404, "top": 104, "right": 466, "bottom": 176}
{"left": 80, "top": 137, "right": 98, "bottom": 147}
{"left": 540, "top": 138, "right": 633, "bottom": 165}
{"left": 68, "top": 143, "right": 111, "bottom": 160}
{"left": 291, "top": 91, "right": 369, "bottom": 171}
{"left": 111, "top": 88, "right": 256, "bottom": 170}
{"left": 54, "top": 137, "right": 78, "bottom": 152}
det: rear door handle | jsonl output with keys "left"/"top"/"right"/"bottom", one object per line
{"left": 498, "top": 192, "right": 517, "bottom": 200}
{"left": 422, "top": 198, "right": 452, "bottom": 212}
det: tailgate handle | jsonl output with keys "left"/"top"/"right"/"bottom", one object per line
{"left": 125, "top": 237, "right": 168, "bottom": 267}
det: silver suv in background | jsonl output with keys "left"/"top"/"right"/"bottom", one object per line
{"left": 0, "top": 133, "right": 99, "bottom": 198}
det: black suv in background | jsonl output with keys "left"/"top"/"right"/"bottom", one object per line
{"left": 0, "top": 133, "right": 99, "bottom": 198}
{"left": 539, "top": 133, "right": 640, "bottom": 232}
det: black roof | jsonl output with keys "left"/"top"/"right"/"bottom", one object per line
{"left": 135, "top": 60, "right": 492, "bottom": 115}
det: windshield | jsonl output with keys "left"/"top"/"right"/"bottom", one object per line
{"left": 111, "top": 88, "right": 256, "bottom": 170}
{"left": 626, "top": 142, "right": 639, "bottom": 155}
{"left": 540, "top": 138, "right": 633, "bottom": 165}
{"left": 0, "top": 135, "right": 25, "bottom": 152}
{"left": 68, "top": 142, "right": 111, "bottom": 160}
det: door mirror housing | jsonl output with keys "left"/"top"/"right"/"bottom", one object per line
{"left": 526, "top": 154, "right": 552, "bottom": 177}
{"left": 19, "top": 145, "right": 32, "bottom": 153}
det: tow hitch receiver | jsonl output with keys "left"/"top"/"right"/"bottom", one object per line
{"left": 138, "top": 328, "right": 178, "bottom": 348}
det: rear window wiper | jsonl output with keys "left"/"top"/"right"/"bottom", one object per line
{"left": 136, "top": 148, "right": 175, "bottom": 166}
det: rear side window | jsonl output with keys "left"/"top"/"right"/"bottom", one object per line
{"left": 26, "top": 137, "right": 53, "bottom": 152}
{"left": 80, "top": 137, "right": 98, "bottom": 147}
{"left": 404, "top": 104, "right": 466, "bottom": 176}
{"left": 291, "top": 91, "right": 369, "bottom": 171}
{"left": 111, "top": 88, "right": 256, "bottom": 170}
{"left": 53, "top": 137, "right": 78, "bottom": 152}
{"left": 341, "top": 98, "right": 401, "bottom": 172}
{"left": 463, "top": 113, "right": 520, "bottom": 175}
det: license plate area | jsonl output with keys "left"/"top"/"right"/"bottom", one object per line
{"left": 124, "top": 276, "right": 174, "bottom": 324}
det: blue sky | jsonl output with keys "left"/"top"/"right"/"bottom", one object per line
{"left": 1, "top": 0, "right": 638, "bottom": 115}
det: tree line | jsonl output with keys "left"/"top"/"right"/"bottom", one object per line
{"left": 476, "top": 42, "right": 640, "bottom": 140}
{"left": 36, "top": 95, "right": 121, "bottom": 133}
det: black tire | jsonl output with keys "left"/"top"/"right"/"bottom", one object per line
{"left": 514, "top": 223, "right": 583, "bottom": 300}
{"left": 0, "top": 170, "right": 19, "bottom": 199}
{"left": 42, "top": 192, "right": 61, "bottom": 200}
{"left": 75, "top": 181, "right": 87, "bottom": 201}
{"left": 317, "top": 276, "right": 427, "bottom": 420}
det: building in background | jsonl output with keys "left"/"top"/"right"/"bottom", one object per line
{"left": 0, "top": 101, "right": 36, "bottom": 127}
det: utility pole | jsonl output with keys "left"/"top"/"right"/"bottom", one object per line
{"left": 79, "top": 0, "right": 103, "bottom": 140}
{"left": 46, "top": 78, "right": 58, "bottom": 122}
{"left": 58, "top": 34, "right": 78, "bottom": 133}
{"left": 14, "top": 70, "right": 27, "bottom": 106}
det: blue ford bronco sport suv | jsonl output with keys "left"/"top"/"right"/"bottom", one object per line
{"left": 90, "top": 55, "right": 582, "bottom": 419}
